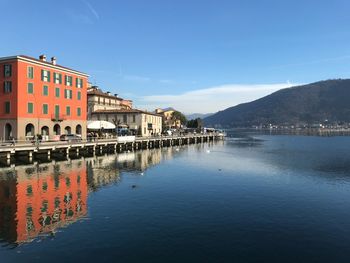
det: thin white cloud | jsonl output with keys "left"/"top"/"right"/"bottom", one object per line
{"left": 67, "top": 1, "right": 99, "bottom": 24}
{"left": 83, "top": 0, "right": 99, "bottom": 20}
{"left": 136, "top": 83, "right": 298, "bottom": 114}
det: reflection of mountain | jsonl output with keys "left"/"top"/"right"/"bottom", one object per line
{"left": 0, "top": 161, "right": 88, "bottom": 245}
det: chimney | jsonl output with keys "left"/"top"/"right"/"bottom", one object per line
{"left": 51, "top": 56, "right": 57, "bottom": 65}
{"left": 114, "top": 94, "right": 118, "bottom": 97}
{"left": 107, "top": 91, "right": 111, "bottom": 96}
{"left": 39, "top": 54, "right": 47, "bottom": 62}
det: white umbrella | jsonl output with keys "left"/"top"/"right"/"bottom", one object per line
{"left": 87, "top": 120, "right": 116, "bottom": 130}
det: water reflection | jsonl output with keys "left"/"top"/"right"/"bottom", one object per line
{"left": 0, "top": 148, "right": 175, "bottom": 246}
{"left": 0, "top": 161, "right": 88, "bottom": 246}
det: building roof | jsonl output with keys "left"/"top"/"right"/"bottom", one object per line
{"left": 0, "top": 55, "right": 89, "bottom": 77}
{"left": 155, "top": 107, "right": 177, "bottom": 114}
{"left": 92, "top": 109, "right": 162, "bottom": 117}
{"left": 162, "top": 107, "right": 176, "bottom": 111}
{"left": 87, "top": 88, "right": 125, "bottom": 100}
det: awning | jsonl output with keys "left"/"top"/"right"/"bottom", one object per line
{"left": 87, "top": 121, "right": 116, "bottom": 130}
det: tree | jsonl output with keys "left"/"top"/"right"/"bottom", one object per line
{"left": 187, "top": 118, "right": 203, "bottom": 128}
{"left": 172, "top": 111, "right": 187, "bottom": 124}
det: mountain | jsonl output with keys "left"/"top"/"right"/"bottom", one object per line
{"left": 186, "top": 113, "right": 213, "bottom": 120}
{"left": 204, "top": 79, "right": 350, "bottom": 127}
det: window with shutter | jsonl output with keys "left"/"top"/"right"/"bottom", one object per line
{"left": 55, "top": 87, "right": 60, "bottom": 97}
{"left": 66, "top": 106, "right": 71, "bottom": 116}
{"left": 4, "top": 65, "right": 12, "bottom": 77}
{"left": 4, "top": 101, "right": 10, "bottom": 114}
{"left": 4, "top": 81, "right": 12, "bottom": 93}
{"left": 41, "top": 70, "right": 50, "bottom": 82}
{"left": 43, "top": 85, "right": 48, "bottom": 96}
{"left": 42, "top": 104, "right": 48, "bottom": 114}
{"left": 28, "top": 103, "right": 34, "bottom": 114}
{"left": 27, "top": 67, "right": 34, "bottom": 79}
{"left": 27, "top": 83, "right": 34, "bottom": 94}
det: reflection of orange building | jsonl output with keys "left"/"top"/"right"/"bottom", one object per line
{"left": 0, "top": 162, "right": 88, "bottom": 244}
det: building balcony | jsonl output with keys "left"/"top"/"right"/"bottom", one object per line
{"left": 51, "top": 114, "right": 67, "bottom": 122}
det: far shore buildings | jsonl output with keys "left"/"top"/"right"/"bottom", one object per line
{"left": 155, "top": 108, "right": 181, "bottom": 129}
{"left": 0, "top": 54, "right": 88, "bottom": 141}
{"left": 87, "top": 85, "right": 132, "bottom": 118}
{"left": 88, "top": 87, "right": 162, "bottom": 136}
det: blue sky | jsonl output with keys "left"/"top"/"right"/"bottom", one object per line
{"left": 2, "top": 0, "right": 350, "bottom": 113}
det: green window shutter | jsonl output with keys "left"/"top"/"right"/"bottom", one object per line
{"left": 4, "top": 65, "right": 12, "bottom": 77}
{"left": 55, "top": 105, "right": 60, "bottom": 117}
{"left": 47, "top": 71, "right": 51, "bottom": 82}
{"left": 41, "top": 70, "right": 44, "bottom": 81}
{"left": 55, "top": 87, "right": 60, "bottom": 97}
{"left": 27, "top": 83, "right": 33, "bottom": 94}
{"left": 64, "top": 89, "right": 67, "bottom": 98}
{"left": 53, "top": 73, "right": 56, "bottom": 83}
{"left": 77, "top": 91, "right": 81, "bottom": 100}
{"left": 28, "top": 67, "right": 33, "bottom": 79}
{"left": 66, "top": 106, "right": 71, "bottom": 116}
{"left": 59, "top": 74, "right": 62, "bottom": 84}
{"left": 81, "top": 79, "right": 83, "bottom": 88}
{"left": 43, "top": 85, "right": 48, "bottom": 96}
{"left": 28, "top": 103, "right": 33, "bottom": 114}
{"left": 75, "top": 78, "right": 78, "bottom": 87}
{"left": 4, "top": 65, "right": 8, "bottom": 77}
{"left": 43, "top": 104, "right": 48, "bottom": 114}
{"left": 77, "top": 107, "right": 81, "bottom": 116}
{"left": 65, "top": 75, "right": 67, "bottom": 85}
{"left": 70, "top": 90, "right": 73, "bottom": 99}
{"left": 5, "top": 101, "right": 10, "bottom": 114}
{"left": 4, "top": 81, "right": 12, "bottom": 93}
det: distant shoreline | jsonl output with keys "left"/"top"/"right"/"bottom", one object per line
{"left": 223, "top": 127, "right": 350, "bottom": 136}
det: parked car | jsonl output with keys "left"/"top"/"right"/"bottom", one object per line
{"left": 60, "top": 134, "right": 82, "bottom": 142}
{"left": 117, "top": 127, "right": 129, "bottom": 136}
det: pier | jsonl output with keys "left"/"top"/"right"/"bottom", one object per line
{"left": 0, "top": 134, "right": 224, "bottom": 165}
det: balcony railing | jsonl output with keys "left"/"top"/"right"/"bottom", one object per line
{"left": 51, "top": 114, "right": 67, "bottom": 122}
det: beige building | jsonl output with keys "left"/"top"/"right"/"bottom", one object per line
{"left": 87, "top": 86, "right": 132, "bottom": 119}
{"left": 155, "top": 108, "right": 181, "bottom": 129}
{"left": 90, "top": 109, "right": 162, "bottom": 137}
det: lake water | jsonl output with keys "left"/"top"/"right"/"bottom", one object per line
{"left": 1, "top": 132, "right": 350, "bottom": 262}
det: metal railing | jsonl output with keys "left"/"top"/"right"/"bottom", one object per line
{"left": 51, "top": 114, "right": 67, "bottom": 121}
{"left": 0, "top": 132, "right": 222, "bottom": 149}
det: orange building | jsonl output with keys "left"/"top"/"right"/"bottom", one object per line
{"left": 0, "top": 55, "right": 89, "bottom": 141}
{"left": 0, "top": 161, "right": 88, "bottom": 244}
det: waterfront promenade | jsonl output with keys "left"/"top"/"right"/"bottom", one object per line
{"left": 0, "top": 133, "right": 224, "bottom": 165}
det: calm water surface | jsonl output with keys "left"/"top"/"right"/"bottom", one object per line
{"left": 1, "top": 133, "right": 350, "bottom": 262}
